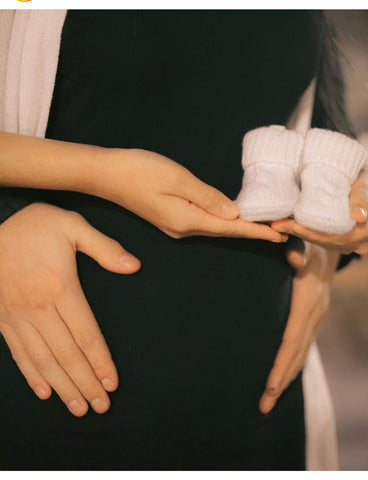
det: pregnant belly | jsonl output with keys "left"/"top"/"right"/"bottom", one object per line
{"left": 0, "top": 191, "right": 304, "bottom": 470}
{"left": 50, "top": 192, "right": 293, "bottom": 424}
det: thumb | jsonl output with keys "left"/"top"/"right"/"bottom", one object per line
{"left": 72, "top": 215, "right": 141, "bottom": 274}
{"left": 181, "top": 173, "right": 239, "bottom": 220}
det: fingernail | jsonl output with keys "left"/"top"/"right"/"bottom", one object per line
{"left": 262, "top": 397, "right": 276, "bottom": 414}
{"left": 67, "top": 399, "right": 87, "bottom": 416}
{"left": 357, "top": 207, "right": 367, "bottom": 219}
{"left": 101, "top": 377, "right": 115, "bottom": 391}
{"left": 280, "top": 234, "right": 288, "bottom": 242}
{"left": 91, "top": 397, "right": 109, "bottom": 413}
{"left": 222, "top": 202, "right": 238, "bottom": 219}
{"left": 34, "top": 385, "right": 47, "bottom": 398}
{"left": 119, "top": 252, "right": 138, "bottom": 268}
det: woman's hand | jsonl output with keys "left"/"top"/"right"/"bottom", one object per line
{"left": 259, "top": 239, "right": 340, "bottom": 414}
{"left": 0, "top": 202, "right": 140, "bottom": 417}
{"left": 95, "top": 148, "right": 287, "bottom": 243}
{"left": 271, "top": 171, "right": 368, "bottom": 253}
{"left": 0, "top": 132, "right": 286, "bottom": 243}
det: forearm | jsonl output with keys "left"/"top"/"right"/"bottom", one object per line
{"left": 0, "top": 131, "right": 110, "bottom": 194}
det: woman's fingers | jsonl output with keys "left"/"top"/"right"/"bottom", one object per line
{"left": 179, "top": 172, "right": 239, "bottom": 220}
{"left": 272, "top": 218, "right": 356, "bottom": 250}
{"left": 12, "top": 319, "right": 89, "bottom": 417}
{"left": 195, "top": 215, "right": 287, "bottom": 242}
{"left": 259, "top": 270, "right": 317, "bottom": 414}
{"left": 286, "top": 237, "right": 307, "bottom": 270}
{"left": 162, "top": 197, "right": 288, "bottom": 242}
{"left": 56, "top": 277, "right": 119, "bottom": 392}
{"left": 350, "top": 171, "right": 368, "bottom": 223}
{"left": 349, "top": 184, "right": 368, "bottom": 223}
{"left": 33, "top": 307, "right": 111, "bottom": 414}
{"left": 0, "top": 323, "right": 51, "bottom": 400}
{"left": 259, "top": 313, "right": 311, "bottom": 414}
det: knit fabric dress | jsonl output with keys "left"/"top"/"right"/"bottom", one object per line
{"left": 0, "top": 10, "right": 323, "bottom": 470}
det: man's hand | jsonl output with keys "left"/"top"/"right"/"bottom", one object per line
{"left": 0, "top": 203, "right": 140, "bottom": 416}
{"left": 259, "top": 239, "right": 339, "bottom": 414}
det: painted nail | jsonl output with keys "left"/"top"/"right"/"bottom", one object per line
{"left": 101, "top": 377, "right": 115, "bottom": 391}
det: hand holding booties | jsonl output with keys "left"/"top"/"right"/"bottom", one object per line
{"left": 235, "top": 126, "right": 368, "bottom": 234}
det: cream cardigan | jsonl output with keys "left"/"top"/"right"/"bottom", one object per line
{"left": 0, "top": 9, "right": 338, "bottom": 471}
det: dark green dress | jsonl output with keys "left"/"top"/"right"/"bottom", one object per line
{"left": 0, "top": 10, "right": 323, "bottom": 470}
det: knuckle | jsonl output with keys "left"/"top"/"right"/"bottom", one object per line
{"left": 169, "top": 219, "right": 189, "bottom": 236}
{"left": 32, "top": 351, "right": 50, "bottom": 370}
{"left": 66, "top": 210, "right": 84, "bottom": 224}
{"left": 53, "top": 343, "right": 76, "bottom": 364}
{"left": 16, "top": 285, "right": 46, "bottom": 312}
{"left": 76, "top": 331, "right": 96, "bottom": 351}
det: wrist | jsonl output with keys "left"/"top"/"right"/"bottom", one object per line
{"left": 86, "top": 147, "right": 136, "bottom": 207}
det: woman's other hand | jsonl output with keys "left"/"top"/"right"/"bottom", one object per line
{"left": 259, "top": 239, "right": 339, "bottom": 414}
{"left": 0, "top": 203, "right": 140, "bottom": 417}
{"left": 96, "top": 148, "right": 288, "bottom": 243}
{"left": 271, "top": 170, "right": 368, "bottom": 253}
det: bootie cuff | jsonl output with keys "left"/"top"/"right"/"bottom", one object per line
{"left": 303, "top": 128, "right": 368, "bottom": 182}
{"left": 241, "top": 125, "right": 304, "bottom": 171}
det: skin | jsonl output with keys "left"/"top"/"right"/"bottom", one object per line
{"left": 259, "top": 240, "right": 340, "bottom": 413}
{"left": 260, "top": 174, "right": 368, "bottom": 414}
{"left": 0, "top": 133, "right": 286, "bottom": 416}
{"left": 271, "top": 171, "right": 368, "bottom": 255}
{"left": 0, "top": 131, "right": 366, "bottom": 416}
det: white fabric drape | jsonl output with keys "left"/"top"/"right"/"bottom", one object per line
{"left": 0, "top": 9, "right": 338, "bottom": 471}
{"left": 1, "top": 10, "right": 66, "bottom": 136}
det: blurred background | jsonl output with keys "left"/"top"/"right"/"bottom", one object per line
{"left": 318, "top": 10, "right": 368, "bottom": 470}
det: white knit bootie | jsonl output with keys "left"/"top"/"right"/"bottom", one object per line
{"left": 294, "top": 128, "right": 368, "bottom": 234}
{"left": 235, "top": 125, "right": 303, "bottom": 221}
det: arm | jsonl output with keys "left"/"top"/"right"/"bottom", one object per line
{"left": 0, "top": 130, "right": 287, "bottom": 242}
{"left": 0, "top": 131, "right": 290, "bottom": 417}
{"left": 259, "top": 242, "right": 339, "bottom": 413}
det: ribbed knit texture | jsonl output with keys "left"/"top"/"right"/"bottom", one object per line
{"left": 241, "top": 125, "right": 304, "bottom": 170}
{"left": 294, "top": 128, "right": 368, "bottom": 234}
{"left": 236, "top": 125, "right": 303, "bottom": 221}
{"left": 302, "top": 128, "right": 368, "bottom": 180}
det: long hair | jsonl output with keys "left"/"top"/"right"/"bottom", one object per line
{"left": 312, "top": 12, "right": 356, "bottom": 138}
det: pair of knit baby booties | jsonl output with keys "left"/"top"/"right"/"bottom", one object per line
{"left": 235, "top": 125, "right": 368, "bottom": 234}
